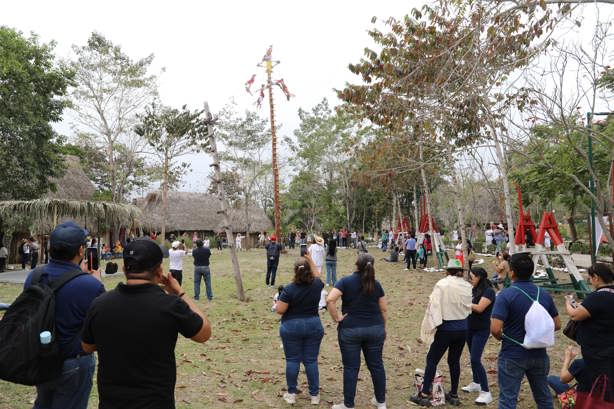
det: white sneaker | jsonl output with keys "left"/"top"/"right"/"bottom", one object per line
{"left": 370, "top": 396, "right": 387, "bottom": 409}
{"left": 331, "top": 404, "right": 354, "bottom": 409}
{"left": 475, "top": 391, "right": 493, "bottom": 405}
{"left": 283, "top": 392, "right": 296, "bottom": 404}
{"left": 311, "top": 394, "right": 320, "bottom": 405}
{"left": 461, "top": 382, "right": 481, "bottom": 393}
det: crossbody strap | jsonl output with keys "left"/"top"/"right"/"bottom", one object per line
{"left": 50, "top": 268, "right": 88, "bottom": 292}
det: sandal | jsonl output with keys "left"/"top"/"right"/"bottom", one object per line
{"left": 409, "top": 392, "right": 432, "bottom": 407}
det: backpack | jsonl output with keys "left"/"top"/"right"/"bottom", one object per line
{"left": 105, "top": 262, "right": 118, "bottom": 275}
{"left": 0, "top": 266, "right": 86, "bottom": 385}
{"left": 504, "top": 285, "right": 555, "bottom": 349}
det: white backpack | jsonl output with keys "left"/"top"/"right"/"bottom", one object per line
{"left": 504, "top": 286, "right": 555, "bottom": 349}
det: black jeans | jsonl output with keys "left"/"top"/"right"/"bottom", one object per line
{"left": 266, "top": 257, "right": 279, "bottom": 285}
{"left": 31, "top": 253, "right": 38, "bottom": 269}
{"left": 405, "top": 249, "right": 417, "bottom": 269}
{"left": 422, "top": 329, "right": 466, "bottom": 395}
{"left": 0, "top": 257, "right": 5, "bottom": 272}
{"left": 169, "top": 269, "right": 183, "bottom": 286}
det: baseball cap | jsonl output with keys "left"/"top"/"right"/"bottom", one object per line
{"left": 446, "top": 258, "right": 464, "bottom": 270}
{"left": 123, "top": 239, "right": 163, "bottom": 273}
{"left": 50, "top": 221, "right": 88, "bottom": 249}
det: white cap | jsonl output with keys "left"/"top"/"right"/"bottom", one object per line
{"left": 171, "top": 241, "right": 181, "bottom": 249}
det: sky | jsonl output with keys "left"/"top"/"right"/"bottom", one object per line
{"left": 3, "top": 0, "right": 423, "bottom": 192}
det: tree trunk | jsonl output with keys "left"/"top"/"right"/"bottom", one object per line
{"left": 447, "top": 145, "right": 468, "bottom": 267}
{"left": 204, "top": 103, "right": 246, "bottom": 301}
{"left": 413, "top": 185, "right": 419, "bottom": 233}
{"left": 161, "top": 154, "right": 169, "bottom": 243}
{"left": 391, "top": 191, "right": 397, "bottom": 233}
{"left": 418, "top": 136, "right": 439, "bottom": 255}
{"left": 491, "top": 125, "right": 516, "bottom": 253}
{"left": 567, "top": 204, "right": 578, "bottom": 243}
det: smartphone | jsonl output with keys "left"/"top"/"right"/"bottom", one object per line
{"left": 86, "top": 247, "right": 99, "bottom": 271}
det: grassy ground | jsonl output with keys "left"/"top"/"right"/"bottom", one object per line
{"left": 0, "top": 248, "right": 574, "bottom": 408}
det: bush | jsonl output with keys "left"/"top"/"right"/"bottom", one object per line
{"left": 569, "top": 241, "right": 590, "bottom": 254}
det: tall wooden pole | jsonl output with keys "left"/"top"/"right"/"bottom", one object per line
{"left": 266, "top": 59, "right": 282, "bottom": 241}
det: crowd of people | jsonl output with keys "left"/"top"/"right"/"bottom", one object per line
{"left": 3, "top": 219, "right": 614, "bottom": 409}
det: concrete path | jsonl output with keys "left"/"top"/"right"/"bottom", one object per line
{"left": 0, "top": 268, "right": 30, "bottom": 284}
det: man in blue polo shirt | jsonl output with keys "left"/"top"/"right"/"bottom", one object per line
{"left": 490, "top": 253, "right": 561, "bottom": 409}
{"left": 24, "top": 221, "right": 105, "bottom": 409}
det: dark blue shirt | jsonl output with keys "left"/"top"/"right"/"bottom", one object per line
{"left": 468, "top": 287, "right": 496, "bottom": 331}
{"left": 279, "top": 279, "right": 324, "bottom": 322}
{"left": 491, "top": 280, "right": 558, "bottom": 359}
{"left": 192, "top": 247, "right": 211, "bottom": 266}
{"left": 24, "top": 259, "right": 105, "bottom": 358}
{"left": 335, "top": 272, "right": 385, "bottom": 328}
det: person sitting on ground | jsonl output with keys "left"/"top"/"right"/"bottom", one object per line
{"left": 547, "top": 346, "right": 587, "bottom": 396}
{"left": 81, "top": 239, "right": 211, "bottom": 409}
{"left": 383, "top": 245, "right": 399, "bottom": 263}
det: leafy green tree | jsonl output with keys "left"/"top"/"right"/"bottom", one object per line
{"left": 511, "top": 122, "right": 611, "bottom": 242}
{"left": 135, "top": 103, "right": 202, "bottom": 239}
{"left": 0, "top": 27, "right": 72, "bottom": 200}
{"left": 66, "top": 32, "right": 158, "bottom": 203}
{"left": 215, "top": 103, "right": 272, "bottom": 243}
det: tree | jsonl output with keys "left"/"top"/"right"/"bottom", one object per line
{"left": 135, "top": 103, "right": 202, "bottom": 240}
{"left": 0, "top": 27, "right": 72, "bottom": 201}
{"left": 216, "top": 104, "right": 271, "bottom": 246}
{"left": 66, "top": 32, "right": 158, "bottom": 203}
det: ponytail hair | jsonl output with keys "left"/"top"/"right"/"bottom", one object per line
{"left": 356, "top": 253, "right": 376, "bottom": 295}
{"left": 588, "top": 262, "right": 614, "bottom": 284}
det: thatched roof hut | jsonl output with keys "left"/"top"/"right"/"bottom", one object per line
{"left": 138, "top": 191, "right": 273, "bottom": 234}
{"left": 47, "top": 155, "right": 95, "bottom": 201}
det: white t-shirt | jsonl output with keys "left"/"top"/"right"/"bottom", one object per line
{"left": 168, "top": 249, "right": 185, "bottom": 270}
{"left": 308, "top": 243, "right": 325, "bottom": 271}
{"left": 204, "top": 239, "right": 210, "bottom": 248}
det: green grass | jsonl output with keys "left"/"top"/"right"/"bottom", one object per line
{"left": 0, "top": 248, "right": 573, "bottom": 408}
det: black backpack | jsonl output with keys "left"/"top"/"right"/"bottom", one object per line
{"left": 0, "top": 266, "right": 86, "bottom": 385}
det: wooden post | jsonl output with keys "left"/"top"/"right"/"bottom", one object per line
{"left": 203, "top": 103, "right": 246, "bottom": 302}
{"left": 266, "top": 61, "right": 282, "bottom": 241}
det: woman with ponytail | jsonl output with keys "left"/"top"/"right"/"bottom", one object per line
{"left": 326, "top": 253, "right": 388, "bottom": 409}
{"left": 274, "top": 253, "right": 325, "bottom": 405}
{"left": 566, "top": 262, "right": 614, "bottom": 396}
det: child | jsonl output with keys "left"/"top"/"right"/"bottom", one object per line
{"left": 319, "top": 288, "right": 328, "bottom": 311}
{"left": 271, "top": 285, "right": 284, "bottom": 312}
{"left": 417, "top": 244, "right": 427, "bottom": 268}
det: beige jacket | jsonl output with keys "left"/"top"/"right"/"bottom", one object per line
{"left": 420, "top": 276, "right": 472, "bottom": 346}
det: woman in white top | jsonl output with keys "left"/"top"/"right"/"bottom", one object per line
{"left": 307, "top": 236, "right": 326, "bottom": 274}
{"left": 168, "top": 240, "right": 187, "bottom": 285}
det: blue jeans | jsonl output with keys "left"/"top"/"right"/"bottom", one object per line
{"left": 497, "top": 355, "right": 553, "bottom": 409}
{"left": 547, "top": 375, "right": 570, "bottom": 395}
{"left": 279, "top": 316, "right": 324, "bottom": 396}
{"left": 467, "top": 328, "right": 490, "bottom": 392}
{"left": 34, "top": 354, "right": 95, "bottom": 409}
{"left": 194, "top": 266, "right": 212, "bottom": 300}
{"left": 325, "top": 260, "right": 337, "bottom": 285}
{"left": 338, "top": 325, "right": 386, "bottom": 407}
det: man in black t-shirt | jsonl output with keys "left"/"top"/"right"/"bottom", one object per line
{"left": 81, "top": 239, "right": 211, "bottom": 409}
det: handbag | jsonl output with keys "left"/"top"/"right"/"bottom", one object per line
{"left": 563, "top": 319, "right": 579, "bottom": 341}
{"left": 575, "top": 375, "right": 614, "bottom": 409}
{"left": 558, "top": 385, "right": 577, "bottom": 409}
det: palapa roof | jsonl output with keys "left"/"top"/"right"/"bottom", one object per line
{"left": 138, "top": 191, "right": 273, "bottom": 233}
{"left": 47, "top": 156, "right": 95, "bottom": 201}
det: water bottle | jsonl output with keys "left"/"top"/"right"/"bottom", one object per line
{"left": 39, "top": 331, "right": 51, "bottom": 345}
